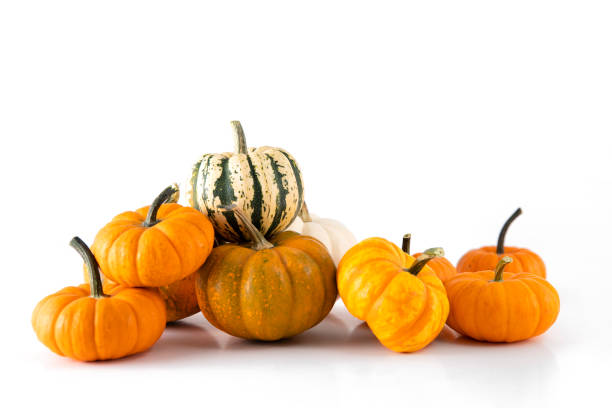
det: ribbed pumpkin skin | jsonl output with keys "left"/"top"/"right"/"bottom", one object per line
{"left": 91, "top": 203, "right": 215, "bottom": 287}
{"left": 195, "top": 231, "right": 336, "bottom": 341}
{"left": 32, "top": 284, "right": 166, "bottom": 361}
{"left": 187, "top": 147, "right": 304, "bottom": 242}
{"left": 337, "top": 238, "right": 449, "bottom": 352}
{"left": 413, "top": 252, "right": 457, "bottom": 283}
{"left": 457, "top": 246, "right": 546, "bottom": 278}
{"left": 445, "top": 271, "right": 559, "bottom": 342}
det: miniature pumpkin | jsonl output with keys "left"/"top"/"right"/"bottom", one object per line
{"left": 286, "top": 201, "right": 357, "bottom": 265}
{"left": 187, "top": 121, "right": 304, "bottom": 242}
{"left": 158, "top": 272, "right": 199, "bottom": 322}
{"left": 337, "top": 237, "right": 449, "bottom": 352}
{"left": 195, "top": 205, "right": 336, "bottom": 341}
{"left": 91, "top": 184, "right": 215, "bottom": 287}
{"left": 402, "top": 233, "right": 457, "bottom": 283}
{"left": 445, "top": 257, "right": 560, "bottom": 342}
{"left": 457, "top": 208, "right": 546, "bottom": 277}
{"left": 32, "top": 237, "right": 166, "bottom": 361}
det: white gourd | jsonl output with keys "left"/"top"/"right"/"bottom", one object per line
{"left": 286, "top": 202, "right": 357, "bottom": 266}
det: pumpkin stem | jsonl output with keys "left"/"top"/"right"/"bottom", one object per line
{"left": 493, "top": 256, "right": 513, "bottom": 282}
{"left": 220, "top": 204, "right": 274, "bottom": 250}
{"left": 402, "top": 233, "right": 411, "bottom": 254}
{"left": 496, "top": 208, "right": 522, "bottom": 254}
{"left": 406, "top": 247, "right": 444, "bottom": 276}
{"left": 144, "top": 184, "right": 179, "bottom": 227}
{"left": 70, "top": 237, "right": 106, "bottom": 299}
{"left": 299, "top": 201, "right": 313, "bottom": 222}
{"left": 231, "top": 121, "right": 248, "bottom": 154}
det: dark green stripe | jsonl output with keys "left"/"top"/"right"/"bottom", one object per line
{"left": 196, "top": 155, "right": 215, "bottom": 213}
{"left": 246, "top": 155, "right": 264, "bottom": 231}
{"left": 264, "top": 153, "right": 289, "bottom": 236}
{"left": 210, "top": 157, "right": 245, "bottom": 241}
{"left": 279, "top": 150, "right": 304, "bottom": 219}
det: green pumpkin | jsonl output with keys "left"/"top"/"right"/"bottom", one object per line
{"left": 187, "top": 121, "right": 304, "bottom": 242}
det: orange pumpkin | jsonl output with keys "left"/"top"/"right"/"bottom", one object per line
{"left": 457, "top": 208, "right": 546, "bottom": 277}
{"left": 445, "top": 257, "right": 560, "bottom": 342}
{"left": 195, "top": 205, "right": 337, "bottom": 341}
{"left": 158, "top": 272, "right": 199, "bottom": 322}
{"left": 403, "top": 233, "right": 457, "bottom": 283}
{"left": 93, "top": 273, "right": 199, "bottom": 323}
{"left": 337, "top": 237, "right": 449, "bottom": 352}
{"left": 32, "top": 237, "right": 166, "bottom": 361}
{"left": 91, "top": 184, "right": 215, "bottom": 287}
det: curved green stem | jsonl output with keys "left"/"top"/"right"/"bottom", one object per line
{"left": 406, "top": 247, "right": 444, "bottom": 276}
{"left": 70, "top": 237, "right": 106, "bottom": 298}
{"left": 299, "top": 201, "right": 313, "bottom": 222}
{"left": 493, "top": 256, "right": 513, "bottom": 281}
{"left": 221, "top": 204, "right": 274, "bottom": 250}
{"left": 144, "top": 184, "right": 179, "bottom": 227}
{"left": 231, "top": 121, "right": 248, "bottom": 154}
{"left": 402, "top": 233, "right": 411, "bottom": 254}
{"left": 497, "top": 208, "right": 522, "bottom": 254}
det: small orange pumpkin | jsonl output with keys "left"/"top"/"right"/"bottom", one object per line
{"left": 445, "top": 257, "right": 560, "bottom": 342}
{"left": 195, "top": 206, "right": 337, "bottom": 341}
{"left": 457, "top": 208, "right": 546, "bottom": 277}
{"left": 84, "top": 272, "right": 199, "bottom": 323}
{"left": 32, "top": 237, "right": 166, "bottom": 361}
{"left": 337, "top": 237, "right": 449, "bottom": 352}
{"left": 158, "top": 272, "right": 199, "bottom": 322}
{"left": 403, "top": 234, "right": 457, "bottom": 283}
{"left": 91, "top": 184, "right": 215, "bottom": 287}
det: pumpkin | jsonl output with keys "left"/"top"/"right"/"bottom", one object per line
{"left": 32, "top": 237, "right": 166, "bottom": 361}
{"left": 195, "top": 205, "right": 336, "bottom": 341}
{"left": 286, "top": 201, "right": 357, "bottom": 266}
{"left": 445, "top": 257, "right": 560, "bottom": 342}
{"left": 402, "top": 233, "right": 457, "bottom": 283}
{"left": 337, "top": 237, "right": 449, "bottom": 352}
{"left": 91, "top": 184, "right": 215, "bottom": 287}
{"left": 158, "top": 272, "right": 199, "bottom": 322}
{"left": 457, "top": 208, "right": 546, "bottom": 277}
{"left": 187, "top": 121, "right": 304, "bottom": 242}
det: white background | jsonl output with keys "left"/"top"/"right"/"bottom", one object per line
{"left": 1, "top": 1, "right": 611, "bottom": 407}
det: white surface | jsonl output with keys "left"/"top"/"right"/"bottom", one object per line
{"left": 1, "top": 1, "right": 611, "bottom": 407}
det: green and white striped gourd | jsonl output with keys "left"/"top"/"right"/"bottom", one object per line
{"left": 186, "top": 121, "right": 304, "bottom": 242}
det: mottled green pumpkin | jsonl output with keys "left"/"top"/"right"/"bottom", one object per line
{"left": 195, "top": 207, "right": 336, "bottom": 341}
{"left": 186, "top": 121, "right": 304, "bottom": 242}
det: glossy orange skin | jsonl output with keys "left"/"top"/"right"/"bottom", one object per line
{"left": 195, "top": 231, "right": 337, "bottom": 341}
{"left": 92, "top": 203, "right": 215, "bottom": 287}
{"left": 32, "top": 283, "right": 166, "bottom": 361}
{"left": 457, "top": 246, "right": 546, "bottom": 278}
{"left": 445, "top": 270, "right": 559, "bottom": 342}
{"left": 337, "top": 238, "right": 449, "bottom": 352}
{"left": 413, "top": 252, "right": 457, "bottom": 283}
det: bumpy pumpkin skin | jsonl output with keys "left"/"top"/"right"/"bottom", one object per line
{"left": 337, "top": 238, "right": 449, "bottom": 352}
{"left": 92, "top": 202, "right": 215, "bottom": 287}
{"left": 413, "top": 252, "right": 457, "bottom": 283}
{"left": 32, "top": 283, "right": 166, "bottom": 361}
{"left": 195, "top": 231, "right": 336, "bottom": 341}
{"left": 187, "top": 121, "right": 304, "bottom": 242}
{"left": 457, "top": 246, "right": 546, "bottom": 278}
{"left": 445, "top": 270, "right": 559, "bottom": 342}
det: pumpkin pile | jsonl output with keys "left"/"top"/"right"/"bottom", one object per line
{"left": 32, "top": 122, "right": 560, "bottom": 361}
